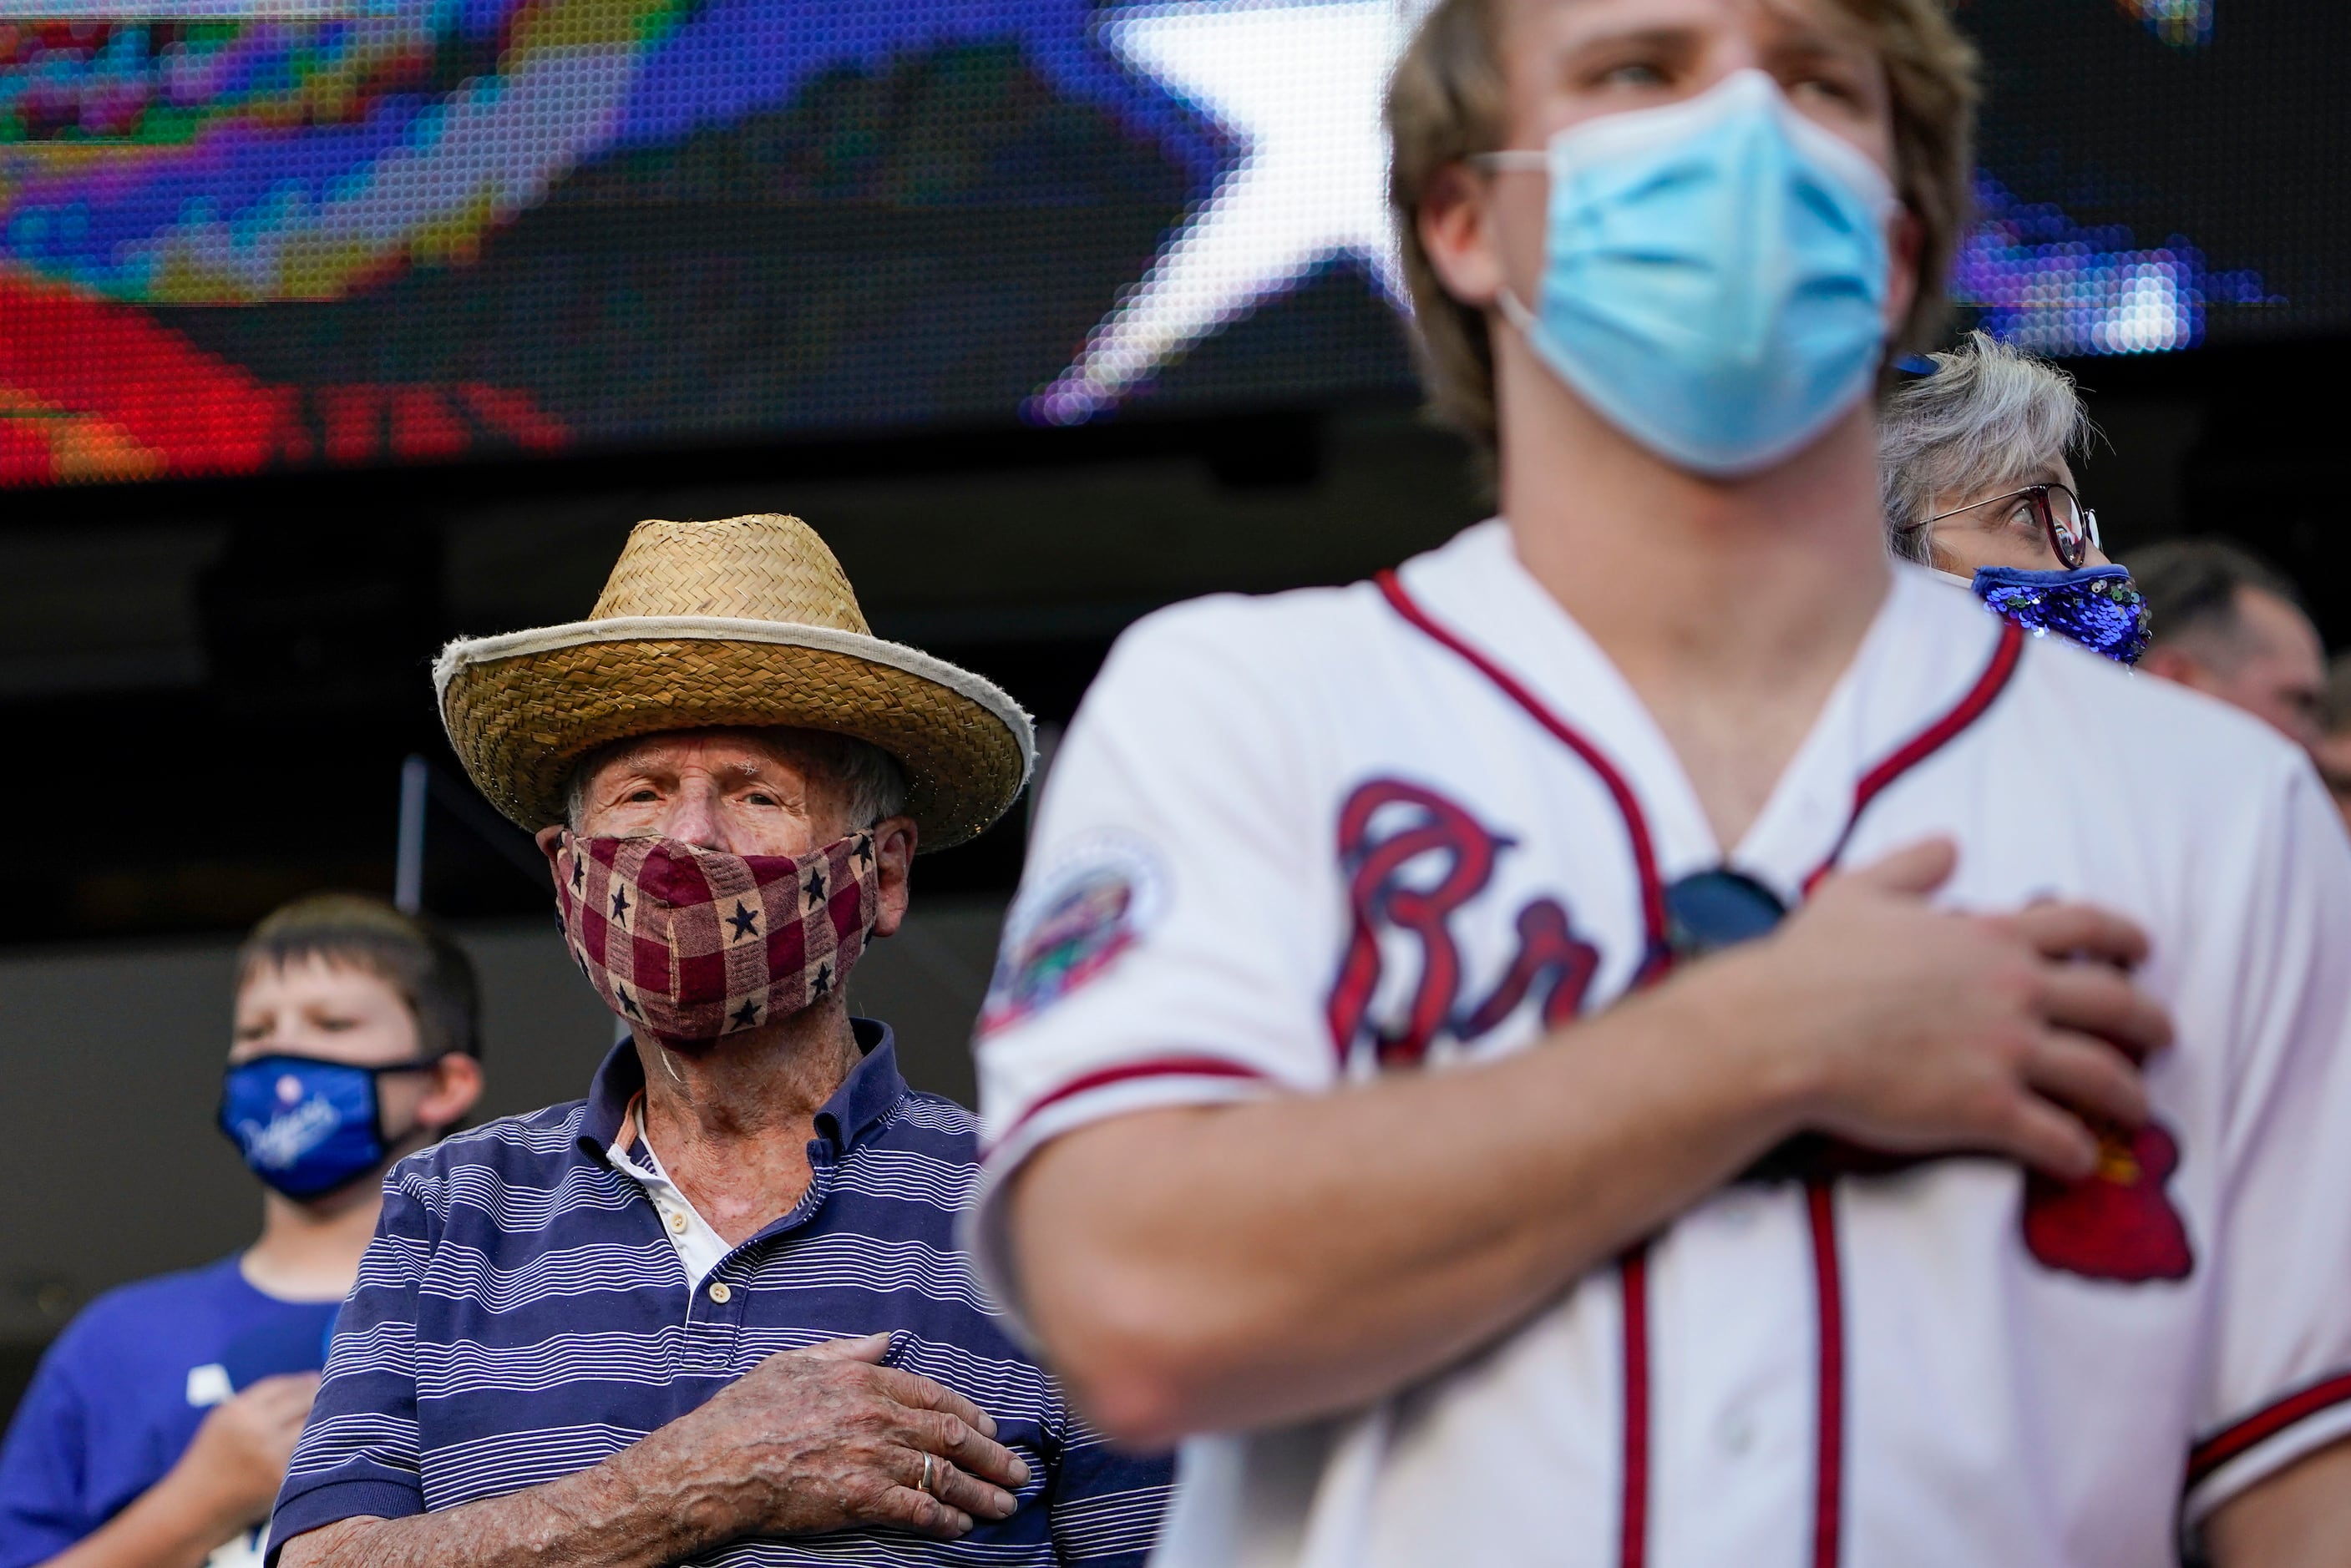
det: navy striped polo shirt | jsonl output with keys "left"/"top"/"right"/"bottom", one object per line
{"left": 270, "top": 1021, "right": 1170, "bottom": 1565}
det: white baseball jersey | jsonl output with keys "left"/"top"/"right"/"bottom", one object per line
{"left": 968, "top": 520, "right": 2351, "bottom": 1568}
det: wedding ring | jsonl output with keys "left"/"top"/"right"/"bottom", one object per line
{"left": 920, "top": 1453, "right": 935, "bottom": 1496}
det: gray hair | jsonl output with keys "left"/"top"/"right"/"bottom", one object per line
{"left": 563, "top": 727, "right": 909, "bottom": 834}
{"left": 1879, "top": 331, "right": 2093, "bottom": 565}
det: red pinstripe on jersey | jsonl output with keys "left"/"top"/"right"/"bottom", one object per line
{"left": 1806, "top": 1181, "right": 1846, "bottom": 1568}
{"left": 1617, "top": 1244, "right": 1653, "bottom": 1568}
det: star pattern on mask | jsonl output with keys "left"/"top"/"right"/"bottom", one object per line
{"left": 570, "top": 856, "right": 585, "bottom": 890}
{"left": 803, "top": 867, "right": 827, "bottom": 907}
{"left": 854, "top": 836, "right": 874, "bottom": 867}
{"left": 610, "top": 887, "right": 631, "bottom": 924}
{"left": 616, "top": 984, "right": 641, "bottom": 1018}
{"left": 812, "top": 964, "right": 832, "bottom": 999}
{"left": 727, "top": 902, "right": 759, "bottom": 941}
{"left": 730, "top": 999, "right": 762, "bottom": 1030}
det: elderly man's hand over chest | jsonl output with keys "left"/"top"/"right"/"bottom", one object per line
{"left": 277, "top": 1333, "right": 1030, "bottom": 1568}
{"left": 639, "top": 1332, "right": 1030, "bottom": 1540}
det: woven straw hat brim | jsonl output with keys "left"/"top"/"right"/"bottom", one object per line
{"left": 435, "top": 615, "right": 1034, "bottom": 852}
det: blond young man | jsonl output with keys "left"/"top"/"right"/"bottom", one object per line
{"left": 970, "top": 2, "right": 2351, "bottom": 1564}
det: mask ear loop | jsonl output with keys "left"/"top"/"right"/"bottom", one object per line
{"left": 367, "top": 1052, "right": 458, "bottom": 1168}
{"left": 1467, "top": 148, "right": 1550, "bottom": 352}
{"left": 1494, "top": 286, "right": 1542, "bottom": 341}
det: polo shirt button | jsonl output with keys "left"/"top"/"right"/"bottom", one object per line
{"left": 707, "top": 1282, "right": 732, "bottom": 1304}
{"left": 668, "top": 1211, "right": 689, "bottom": 1235}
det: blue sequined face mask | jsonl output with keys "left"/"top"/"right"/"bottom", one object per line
{"left": 1954, "top": 564, "right": 2153, "bottom": 665}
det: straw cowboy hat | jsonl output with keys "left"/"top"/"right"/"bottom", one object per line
{"left": 435, "top": 513, "right": 1034, "bottom": 851}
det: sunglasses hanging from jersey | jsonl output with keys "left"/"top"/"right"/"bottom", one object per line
{"left": 1377, "top": 569, "right": 2025, "bottom": 1568}
{"left": 1661, "top": 867, "right": 1790, "bottom": 963}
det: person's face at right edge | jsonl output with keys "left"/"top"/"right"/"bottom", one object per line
{"left": 2310, "top": 726, "right": 2351, "bottom": 837}
{"left": 1484, "top": 0, "right": 1904, "bottom": 316}
{"left": 2212, "top": 587, "right": 2328, "bottom": 752}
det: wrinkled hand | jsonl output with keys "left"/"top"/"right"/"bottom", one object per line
{"left": 1707, "top": 838, "right": 2173, "bottom": 1181}
{"left": 646, "top": 1333, "right": 1031, "bottom": 1542}
{"left": 172, "top": 1371, "right": 320, "bottom": 1530}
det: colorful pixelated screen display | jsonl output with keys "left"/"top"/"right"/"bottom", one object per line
{"left": 0, "top": 0, "right": 2339, "bottom": 485}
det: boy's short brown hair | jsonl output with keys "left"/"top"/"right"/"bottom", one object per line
{"left": 238, "top": 893, "right": 483, "bottom": 1060}
{"left": 1386, "top": 0, "right": 1980, "bottom": 452}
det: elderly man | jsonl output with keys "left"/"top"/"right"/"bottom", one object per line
{"left": 2125, "top": 538, "right": 2328, "bottom": 750}
{"left": 970, "top": 2, "right": 2351, "bottom": 1565}
{"left": 1879, "top": 331, "right": 2151, "bottom": 663}
{"left": 267, "top": 515, "right": 1170, "bottom": 1566}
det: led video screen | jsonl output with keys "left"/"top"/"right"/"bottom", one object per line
{"left": 0, "top": 0, "right": 2340, "bottom": 486}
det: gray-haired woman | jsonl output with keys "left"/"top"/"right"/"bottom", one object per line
{"left": 1880, "top": 331, "right": 2151, "bottom": 663}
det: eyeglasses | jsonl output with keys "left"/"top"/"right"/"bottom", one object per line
{"left": 1927, "top": 483, "right": 2102, "bottom": 571}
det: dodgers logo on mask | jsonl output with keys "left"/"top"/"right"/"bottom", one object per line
{"left": 218, "top": 1054, "right": 404, "bottom": 1200}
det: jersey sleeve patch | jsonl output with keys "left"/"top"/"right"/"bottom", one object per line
{"left": 979, "top": 833, "right": 1167, "bottom": 1037}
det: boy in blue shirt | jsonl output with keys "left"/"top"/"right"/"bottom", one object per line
{"left": 0, "top": 896, "right": 484, "bottom": 1568}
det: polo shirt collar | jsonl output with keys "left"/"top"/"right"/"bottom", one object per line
{"left": 578, "top": 1017, "right": 909, "bottom": 1162}
{"left": 821, "top": 1018, "right": 909, "bottom": 1151}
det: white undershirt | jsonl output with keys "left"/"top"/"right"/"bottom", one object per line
{"left": 606, "top": 1099, "right": 731, "bottom": 1291}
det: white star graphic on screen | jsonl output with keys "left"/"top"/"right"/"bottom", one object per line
{"left": 2120, "top": 0, "right": 2214, "bottom": 47}
{"left": 1027, "top": 0, "right": 1419, "bottom": 425}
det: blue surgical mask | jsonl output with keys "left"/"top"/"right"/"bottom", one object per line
{"left": 1478, "top": 70, "right": 1897, "bottom": 477}
{"left": 218, "top": 1054, "right": 437, "bottom": 1200}
{"left": 1942, "top": 564, "right": 2153, "bottom": 665}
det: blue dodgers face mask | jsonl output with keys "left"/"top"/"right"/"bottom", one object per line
{"left": 1479, "top": 70, "right": 1898, "bottom": 477}
{"left": 1963, "top": 564, "right": 2153, "bottom": 665}
{"left": 218, "top": 1054, "right": 437, "bottom": 1200}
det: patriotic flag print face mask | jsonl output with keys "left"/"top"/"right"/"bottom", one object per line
{"left": 555, "top": 830, "right": 881, "bottom": 1047}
